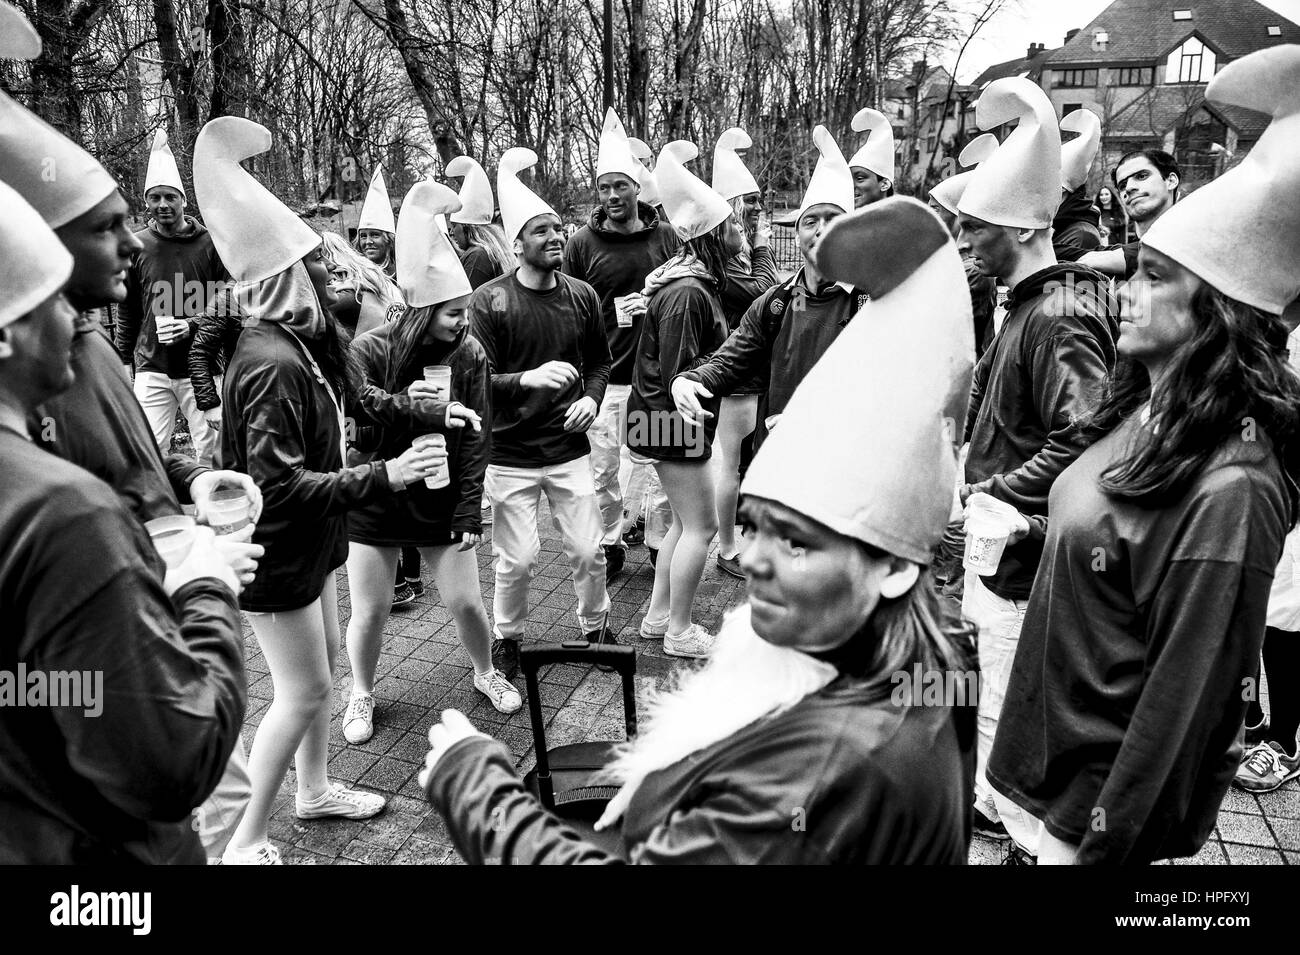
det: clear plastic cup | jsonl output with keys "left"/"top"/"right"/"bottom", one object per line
{"left": 145, "top": 514, "right": 197, "bottom": 568}
{"left": 415, "top": 433, "right": 450, "bottom": 489}
{"left": 423, "top": 365, "right": 453, "bottom": 401}
{"left": 962, "top": 493, "right": 1020, "bottom": 576}
{"left": 207, "top": 488, "right": 252, "bottom": 536}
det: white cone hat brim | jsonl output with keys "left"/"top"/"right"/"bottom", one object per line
{"left": 0, "top": 178, "right": 73, "bottom": 328}
{"left": 498, "top": 147, "right": 558, "bottom": 241}
{"left": 797, "top": 126, "right": 854, "bottom": 221}
{"left": 742, "top": 197, "right": 974, "bottom": 562}
{"left": 712, "top": 127, "right": 760, "bottom": 201}
{"left": 445, "top": 155, "right": 495, "bottom": 224}
{"left": 958, "top": 77, "right": 1061, "bottom": 229}
{"left": 849, "top": 107, "right": 895, "bottom": 183}
{"left": 1060, "top": 109, "right": 1101, "bottom": 192}
{"left": 144, "top": 128, "right": 186, "bottom": 198}
{"left": 929, "top": 133, "right": 998, "bottom": 215}
{"left": 193, "top": 116, "right": 322, "bottom": 285}
{"left": 657, "top": 140, "right": 733, "bottom": 240}
{"left": 359, "top": 167, "right": 396, "bottom": 234}
{"left": 595, "top": 108, "right": 641, "bottom": 182}
{"left": 628, "top": 137, "right": 660, "bottom": 205}
{"left": 1144, "top": 44, "right": 1300, "bottom": 315}
{"left": 397, "top": 179, "right": 473, "bottom": 308}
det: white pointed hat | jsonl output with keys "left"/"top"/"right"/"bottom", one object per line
{"left": 445, "top": 155, "right": 495, "bottom": 224}
{"left": 1144, "top": 45, "right": 1300, "bottom": 315}
{"left": 193, "top": 116, "right": 321, "bottom": 285}
{"left": 742, "top": 197, "right": 974, "bottom": 563}
{"left": 929, "top": 133, "right": 999, "bottom": 216}
{"left": 1059, "top": 108, "right": 1101, "bottom": 192}
{"left": 595, "top": 109, "right": 641, "bottom": 182}
{"left": 0, "top": 178, "right": 73, "bottom": 328}
{"left": 0, "top": 4, "right": 118, "bottom": 228}
{"left": 358, "top": 166, "right": 396, "bottom": 234}
{"left": 849, "top": 107, "right": 895, "bottom": 183}
{"left": 958, "top": 77, "right": 1062, "bottom": 229}
{"left": 657, "top": 140, "right": 733, "bottom": 240}
{"left": 497, "top": 147, "right": 558, "bottom": 242}
{"left": 628, "top": 137, "right": 660, "bottom": 205}
{"left": 396, "top": 179, "right": 473, "bottom": 308}
{"left": 144, "top": 128, "right": 186, "bottom": 198}
{"left": 796, "top": 126, "right": 854, "bottom": 221}
{"left": 712, "top": 127, "right": 760, "bottom": 201}
{"left": 0, "top": 0, "right": 41, "bottom": 59}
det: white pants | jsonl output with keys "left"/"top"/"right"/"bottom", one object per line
{"left": 588, "top": 384, "right": 631, "bottom": 546}
{"left": 193, "top": 735, "right": 252, "bottom": 864}
{"left": 485, "top": 456, "right": 610, "bottom": 637}
{"left": 134, "top": 370, "right": 218, "bottom": 467}
{"left": 962, "top": 570, "right": 1042, "bottom": 856}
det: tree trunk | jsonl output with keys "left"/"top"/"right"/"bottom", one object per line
{"left": 624, "top": 0, "right": 649, "bottom": 133}
{"left": 207, "top": 0, "right": 251, "bottom": 119}
{"left": 152, "top": 0, "right": 202, "bottom": 159}
{"left": 665, "top": 0, "right": 707, "bottom": 139}
{"left": 378, "top": 0, "right": 461, "bottom": 163}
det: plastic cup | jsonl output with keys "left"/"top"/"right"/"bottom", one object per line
{"left": 764, "top": 414, "right": 783, "bottom": 432}
{"left": 423, "top": 365, "right": 453, "bottom": 401}
{"left": 613, "top": 295, "right": 636, "bottom": 329}
{"left": 145, "top": 514, "right": 197, "bottom": 569}
{"left": 207, "top": 488, "right": 252, "bottom": 536}
{"left": 962, "top": 494, "right": 1020, "bottom": 576}
{"left": 155, "top": 314, "right": 176, "bottom": 344}
{"left": 415, "top": 433, "right": 450, "bottom": 489}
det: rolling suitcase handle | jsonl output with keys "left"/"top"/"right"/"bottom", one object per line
{"left": 520, "top": 641, "right": 637, "bottom": 810}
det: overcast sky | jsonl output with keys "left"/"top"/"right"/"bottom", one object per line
{"left": 960, "top": 0, "right": 1300, "bottom": 81}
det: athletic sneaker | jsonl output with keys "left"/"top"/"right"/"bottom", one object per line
{"left": 716, "top": 553, "right": 744, "bottom": 579}
{"left": 474, "top": 669, "right": 523, "bottom": 714}
{"left": 640, "top": 614, "right": 670, "bottom": 639}
{"left": 221, "top": 841, "right": 282, "bottom": 865}
{"left": 1235, "top": 740, "right": 1300, "bottom": 793}
{"left": 663, "top": 623, "right": 717, "bottom": 659}
{"left": 295, "top": 784, "right": 386, "bottom": 820}
{"left": 406, "top": 577, "right": 425, "bottom": 598}
{"left": 481, "top": 503, "right": 493, "bottom": 526}
{"left": 492, "top": 636, "right": 520, "bottom": 680}
{"left": 342, "top": 691, "right": 374, "bottom": 744}
{"left": 391, "top": 582, "right": 415, "bottom": 609}
{"left": 972, "top": 809, "right": 1011, "bottom": 842}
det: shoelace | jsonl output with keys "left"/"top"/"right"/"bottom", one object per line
{"left": 481, "top": 672, "right": 516, "bottom": 698}
{"left": 1244, "top": 746, "right": 1282, "bottom": 778}
{"left": 345, "top": 695, "right": 373, "bottom": 720}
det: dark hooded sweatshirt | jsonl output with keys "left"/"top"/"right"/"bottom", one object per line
{"left": 963, "top": 262, "right": 1118, "bottom": 601}
{"left": 117, "top": 217, "right": 228, "bottom": 379}
{"left": 561, "top": 202, "right": 682, "bottom": 385}
{"left": 348, "top": 322, "right": 491, "bottom": 545}
{"left": 1052, "top": 187, "right": 1103, "bottom": 263}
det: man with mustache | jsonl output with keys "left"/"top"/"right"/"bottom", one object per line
{"left": 470, "top": 148, "right": 614, "bottom": 672}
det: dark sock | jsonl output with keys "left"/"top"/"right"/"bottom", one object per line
{"left": 1262, "top": 627, "right": 1300, "bottom": 756}
{"left": 1245, "top": 657, "right": 1266, "bottom": 728}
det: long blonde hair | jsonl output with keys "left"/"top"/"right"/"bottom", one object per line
{"left": 460, "top": 221, "right": 517, "bottom": 276}
{"left": 321, "top": 231, "right": 403, "bottom": 313}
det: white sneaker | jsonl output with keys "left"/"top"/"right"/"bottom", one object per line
{"left": 663, "top": 623, "right": 716, "bottom": 659}
{"left": 221, "top": 841, "right": 282, "bottom": 865}
{"left": 474, "top": 669, "right": 523, "bottom": 714}
{"left": 640, "top": 614, "right": 670, "bottom": 639}
{"left": 295, "top": 783, "right": 386, "bottom": 820}
{"left": 343, "top": 691, "right": 374, "bottom": 744}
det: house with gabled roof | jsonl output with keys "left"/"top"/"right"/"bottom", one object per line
{"left": 1039, "top": 0, "right": 1300, "bottom": 191}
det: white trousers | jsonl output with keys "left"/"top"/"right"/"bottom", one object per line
{"left": 134, "top": 370, "right": 218, "bottom": 467}
{"left": 962, "top": 570, "right": 1043, "bottom": 856}
{"left": 587, "top": 384, "right": 632, "bottom": 546}
{"left": 193, "top": 735, "right": 252, "bottom": 864}
{"left": 485, "top": 456, "right": 610, "bottom": 637}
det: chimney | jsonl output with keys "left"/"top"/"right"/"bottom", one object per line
{"left": 1026, "top": 41, "right": 1045, "bottom": 59}
{"left": 1065, "top": 27, "right": 1081, "bottom": 43}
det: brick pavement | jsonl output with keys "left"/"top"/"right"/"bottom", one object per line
{"left": 234, "top": 505, "right": 1300, "bottom": 865}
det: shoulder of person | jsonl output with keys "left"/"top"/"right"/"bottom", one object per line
{"left": 228, "top": 324, "right": 312, "bottom": 391}
{"left": 560, "top": 272, "right": 602, "bottom": 304}
{"left": 469, "top": 273, "right": 513, "bottom": 313}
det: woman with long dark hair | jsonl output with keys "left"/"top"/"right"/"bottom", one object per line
{"left": 419, "top": 197, "right": 978, "bottom": 864}
{"left": 627, "top": 144, "right": 741, "bottom": 659}
{"left": 1096, "top": 185, "right": 1126, "bottom": 244}
{"left": 341, "top": 181, "right": 519, "bottom": 747}
{"left": 192, "top": 118, "right": 456, "bottom": 864}
{"left": 986, "top": 46, "right": 1300, "bottom": 864}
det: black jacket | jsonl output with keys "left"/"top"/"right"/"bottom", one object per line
{"left": 348, "top": 322, "right": 492, "bottom": 544}
{"left": 1052, "top": 187, "right": 1103, "bottom": 263}
{"left": 188, "top": 287, "right": 244, "bottom": 411}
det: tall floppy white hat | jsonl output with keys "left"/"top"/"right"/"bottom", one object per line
{"left": 0, "top": 178, "right": 74, "bottom": 328}
{"left": 958, "top": 77, "right": 1062, "bottom": 229}
{"left": 193, "top": 116, "right": 321, "bottom": 285}
{"left": 595, "top": 109, "right": 642, "bottom": 182}
{"left": 1059, "top": 108, "right": 1101, "bottom": 192}
{"left": 1144, "top": 45, "right": 1300, "bottom": 315}
{"left": 929, "top": 133, "right": 999, "bottom": 216}
{"left": 397, "top": 180, "right": 473, "bottom": 308}
{"left": 849, "top": 107, "right": 895, "bottom": 183}
{"left": 657, "top": 140, "right": 734, "bottom": 240}
{"left": 743, "top": 197, "right": 974, "bottom": 563}
{"left": 144, "top": 128, "right": 186, "bottom": 198}
{"left": 445, "top": 155, "right": 495, "bottom": 225}
{"left": 358, "top": 166, "right": 397, "bottom": 234}
{"left": 628, "top": 137, "right": 660, "bottom": 206}
{"left": 795, "top": 126, "right": 854, "bottom": 222}
{"left": 497, "top": 147, "right": 558, "bottom": 241}
{"left": 712, "top": 127, "right": 760, "bottom": 201}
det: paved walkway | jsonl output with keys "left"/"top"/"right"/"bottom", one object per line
{"left": 235, "top": 508, "right": 1300, "bottom": 865}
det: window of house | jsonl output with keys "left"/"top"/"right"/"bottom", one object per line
{"left": 1173, "top": 9, "right": 1192, "bottom": 20}
{"left": 1268, "top": 25, "right": 1282, "bottom": 37}
{"left": 1165, "top": 36, "right": 1216, "bottom": 83}
{"left": 1063, "top": 103, "right": 1082, "bottom": 115}
{"left": 1054, "top": 68, "right": 1098, "bottom": 87}
{"left": 1115, "top": 66, "right": 1154, "bottom": 86}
